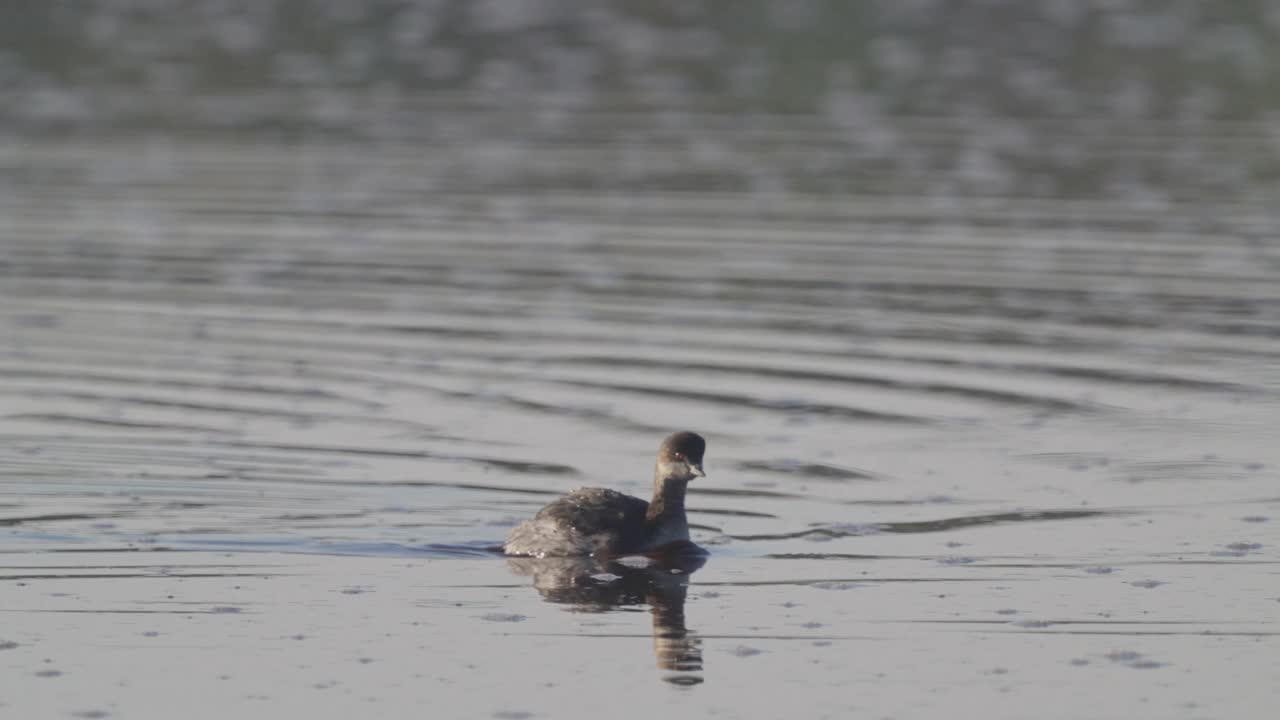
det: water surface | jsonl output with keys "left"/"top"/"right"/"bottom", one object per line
{"left": 2, "top": 3, "right": 1279, "bottom": 719}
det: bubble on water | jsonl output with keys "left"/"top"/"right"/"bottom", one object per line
{"left": 1085, "top": 566, "right": 1114, "bottom": 574}
{"left": 731, "top": 645, "right": 763, "bottom": 657}
{"left": 1225, "top": 542, "right": 1262, "bottom": 552}
{"left": 481, "top": 613, "right": 527, "bottom": 623}
{"left": 1130, "top": 660, "right": 1165, "bottom": 669}
{"left": 0, "top": 641, "right": 18, "bottom": 650}
{"left": 1069, "top": 658, "right": 1091, "bottom": 666}
{"left": 995, "top": 608, "right": 1018, "bottom": 615}
{"left": 810, "top": 582, "right": 859, "bottom": 590}
{"left": 938, "top": 556, "right": 976, "bottom": 565}
{"left": 211, "top": 606, "right": 242, "bottom": 614}
{"left": 35, "top": 669, "right": 63, "bottom": 678}
{"left": 1011, "top": 619, "right": 1052, "bottom": 628}
{"left": 1105, "top": 650, "right": 1143, "bottom": 662}
{"left": 1241, "top": 516, "right": 1269, "bottom": 523}
{"left": 1129, "top": 579, "right": 1164, "bottom": 588}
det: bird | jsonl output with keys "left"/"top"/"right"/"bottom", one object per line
{"left": 503, "top": 431, "right": 707, "bottom": 558}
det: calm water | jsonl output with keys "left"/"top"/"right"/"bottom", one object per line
{"left": 2, "top": 3, "right": 1280, "bottom": 719}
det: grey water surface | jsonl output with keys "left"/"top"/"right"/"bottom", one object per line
{"left": 2, "top": 3, "right": 1280, "bottom": 719}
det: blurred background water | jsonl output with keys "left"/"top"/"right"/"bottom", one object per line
{"left": 1, "top": 2, "right": 1278, "bottom": 719}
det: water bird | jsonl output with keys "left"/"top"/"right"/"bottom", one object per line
{"left": 503, "top": 431, "right": 707, "bottom": 558}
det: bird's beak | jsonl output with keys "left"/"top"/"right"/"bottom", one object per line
{"left": 690, "top": 463, "right": 705, "bottom": 478}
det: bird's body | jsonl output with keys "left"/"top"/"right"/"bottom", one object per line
{"left": 503, "top": 487, "right": 661, "bottom": 557}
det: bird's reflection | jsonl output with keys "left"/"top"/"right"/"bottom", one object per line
{"left": 506, "top": 542, "right": 707, "bottom": 684}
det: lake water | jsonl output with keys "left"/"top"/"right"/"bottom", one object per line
{"left": 2, "top": 3, "right": 1279, "bottom": 719}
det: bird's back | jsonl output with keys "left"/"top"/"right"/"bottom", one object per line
{"left": 504, "top": 487, "right": 650, "bottom": 557}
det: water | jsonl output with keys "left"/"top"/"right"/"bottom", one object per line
{"left": 2, "top": 3, "right": 1279, "bottom": 719}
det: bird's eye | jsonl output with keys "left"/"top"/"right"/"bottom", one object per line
{"left": 674, "top": 453, "right": 685, "bottom": 461}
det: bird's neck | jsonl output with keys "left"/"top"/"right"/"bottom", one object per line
{"left": 646, "top": 476, "right": 688, "bottom": 522}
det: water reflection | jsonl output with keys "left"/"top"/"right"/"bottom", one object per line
{"left": 506, "top": 544, "right": 707, "bottom": 684}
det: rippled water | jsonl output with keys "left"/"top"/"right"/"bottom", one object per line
{"left": 3, "top": 129, "right": 1276, "bottom": 719}
{"left": 3, "top": 3, "right": 1280, "bottom": 719}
